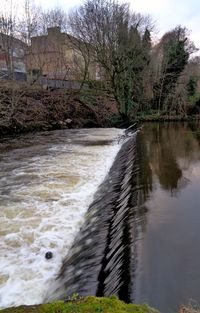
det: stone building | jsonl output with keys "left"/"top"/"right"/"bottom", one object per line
{"left": 26, "top": 27, "right": 98, "bottom": 82}
{"left": 0, "top": 33, "right": 27, "bottom": 80}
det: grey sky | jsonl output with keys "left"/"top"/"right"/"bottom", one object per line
{"left": 2, "top": 0, "right": 200, "bottom": 52}
{"left": 34, "top": 0, "right": 200, "bottom": 52}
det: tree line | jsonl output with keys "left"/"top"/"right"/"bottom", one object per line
{"left": 1, "top": 0, "right": 200, "bottom": 121}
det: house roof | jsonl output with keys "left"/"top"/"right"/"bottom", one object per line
{"left": 0, "top": 32, "right": 27, "bottom": 49}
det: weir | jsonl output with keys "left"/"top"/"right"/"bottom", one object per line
{"left": 0, "top": 128, "right": 124, "bottom": 308}
{"left": 45, "top": 130, "right": 151, "bottom": 303}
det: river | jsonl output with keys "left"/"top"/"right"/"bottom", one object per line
{"left": 1, "top": 123, "right": 200, "bottom": 313}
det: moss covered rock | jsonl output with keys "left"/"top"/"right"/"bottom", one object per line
{"left": 0, "top": 296, "right": 158, "bottom": 313}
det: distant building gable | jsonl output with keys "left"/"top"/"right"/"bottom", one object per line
{"left": 26, "top": 27, "right": 99, "bottom": 82}
{"left": 0, "top": 33, "right": 27, "bottom": 80}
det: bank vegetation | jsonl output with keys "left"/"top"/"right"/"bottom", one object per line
{"left": 0, "top": 0, "right": 200, "bottom": 134}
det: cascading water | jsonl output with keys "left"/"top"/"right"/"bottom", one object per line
{"left": 0, "top": 128, "right": 123, "bottom": 309}
{"left": 4, "top": 123, "right": 199, "bottom": 313}
{"left": 45, "top": 130, "right": 144, "bottom": 303}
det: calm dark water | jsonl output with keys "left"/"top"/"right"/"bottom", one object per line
{"left": 134, "top": 122, "right": 200, "bottom": 313}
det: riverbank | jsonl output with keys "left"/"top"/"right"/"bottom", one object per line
{"left": 1, "top": 81, "right": 200, "bottom": 137}
{"left": 135, "top": 111, "right": 200, "bottom": 122}
{"left": 0, "top": 81, "right": 118, "bottom": 137}
{"left": 0, "top": 296, "right": 157, "bottom": 313}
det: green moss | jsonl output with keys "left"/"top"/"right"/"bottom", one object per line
{"left": 0, "top": 296, "right": 158, "bottom": 313}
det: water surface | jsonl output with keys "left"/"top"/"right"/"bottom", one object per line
{"left": 0, "top": 128, "right": 122, "bottom": 308}
{"left": 135, "top": 122, "right": 200, "bottom": 313}
{"left": 1, "top": 123, "right": 200, "bottom": 313}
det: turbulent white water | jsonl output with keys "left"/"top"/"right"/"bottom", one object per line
{"left": 0, "top": 128, "right": 123, "bottom": 308}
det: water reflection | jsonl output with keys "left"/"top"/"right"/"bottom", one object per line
{"left": 188, "top": 121, "right": 200, "bottom": 147}
{"left": 135, "top": 122, "right": 200, "bottom": 313}
{"left": 142, "top": 123, "right": 200, "bottom": 195}
{"left": 136, "top": 133, "right": 153, "bottom": 201}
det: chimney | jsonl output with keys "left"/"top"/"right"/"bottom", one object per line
{"left": 47, "top": 27, "right": 61, "bottom": 38}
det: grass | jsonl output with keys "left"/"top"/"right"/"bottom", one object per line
{"left": 0, "top": 296, "right": 158, "bottom": 313}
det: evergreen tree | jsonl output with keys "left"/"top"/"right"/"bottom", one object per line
{"left": 153, "top": 26, "right": 190, "bottom": 111}
{"left": 142, "top": 28, "right": 151, "bottom": 65}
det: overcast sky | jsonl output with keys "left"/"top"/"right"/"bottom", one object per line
{"left": 33, "top": 0, "right": 200, "bottom": 51}
{"left": 2, "top": 0, "right": 200, "bottom": 52}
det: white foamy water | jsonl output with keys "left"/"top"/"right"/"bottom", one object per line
{"left": 0, "top": 128, "right": 123, "bottom": 308}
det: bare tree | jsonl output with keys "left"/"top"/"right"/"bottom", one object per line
{"left": 39, "top": 7, "right": 68, "bottom": 35}
{"left": 0, "top": 0, "right": 17, "bottom": 79}
{"left": 68, "top": 0, "right": 154, "bottom": 118}
{"left": 17, "top": 0, "right": 42, "bottom": 45}
{"left": 67, "top": 11, "right": 95, "bottom": 87}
